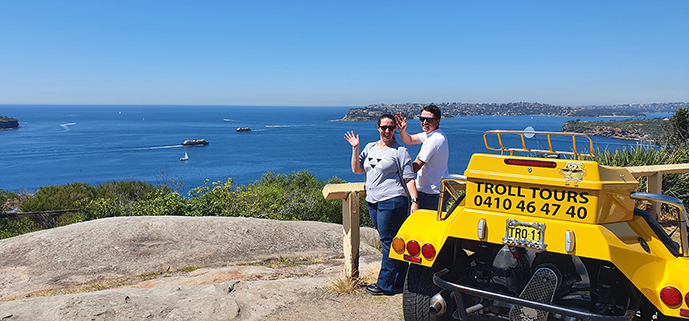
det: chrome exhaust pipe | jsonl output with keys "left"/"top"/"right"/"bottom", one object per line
{"left": 429, "top": 293, "right": 447, "bottom": 316}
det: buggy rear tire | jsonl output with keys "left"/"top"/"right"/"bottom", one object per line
{"left": 403, "top": 263, "right": 454, "bottom": 321}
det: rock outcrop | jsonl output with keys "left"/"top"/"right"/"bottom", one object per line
{"left": 561, "top": 123, "right": 647, "bottom": 141}
{"left": 0, "top": 116, "right": 18, "bottom": 129}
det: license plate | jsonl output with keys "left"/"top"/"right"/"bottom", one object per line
{"left": 503, "top": 219, "right": 547, "bottom": 250}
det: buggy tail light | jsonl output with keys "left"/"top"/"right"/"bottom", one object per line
{"left": 407, "top": 240, "right": 420, "bottom": 256}
{"left": 660, "top": 286, "right": 682, "bottom": 307}
{"left": 392, "top": 237, "right": 405, "bottom": 254}
{"left": 421, "top": 243, "right": 436, "bottom": 260}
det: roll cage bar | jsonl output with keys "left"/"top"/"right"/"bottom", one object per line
{"left": 483, "top": 130, "right": 595, "bottom": 160}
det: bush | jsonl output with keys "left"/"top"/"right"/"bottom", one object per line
{"left": 186, "top": 171, "right": 344, "bottom": 223}
{"left": 19, "top": 181, "right": 170, "bottom": 212}
{"left": 0, "top": 217, "right": 41, "bottom": 239}
{"left": 0, "top": 189, "right": 18, "bottom": 213}
{"left": 57, "top": 212, "right": 86, "bottom": 226}
{"left": 5, "top": 171, "right": 361, "bottom": 238}
{"left": 594, "top": 144, "right": 689, "bottom": 210}
{"left": 187, "top": 178, "right": 240, "bottom": 216}
{"left": 79, "top": 198, "right": 125, "bottom": 220}
{"left": 97, "top": 180, "right": 171, "bottom": 203}
{"left": 79, "top": 189, "right": 186, "bottom": 220}
{"left": 126, "top": 192, "right": 188, "bottom": 216}
{"left": 19, "top": 182, "right": 98, "bottom": 212}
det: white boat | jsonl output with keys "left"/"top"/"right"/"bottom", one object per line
{"left": 180, "top": 152, "right": 188, "bottom": 161}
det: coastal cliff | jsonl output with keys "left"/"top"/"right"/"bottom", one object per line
{"left": 0, "top": 116, "right": 18, "bottom": 129}
{"left": 340, "top": 102, "right": 568, "bottom": 121}
{"left": 561, "top": 118, "right": 669, "bottom": 142}
{"left": 339, "top": 102, "right": 685, "bottom": 122}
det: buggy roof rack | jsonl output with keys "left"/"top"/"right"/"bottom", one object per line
{"left": 483, "top": 130, "right": 595, "bottom": 160}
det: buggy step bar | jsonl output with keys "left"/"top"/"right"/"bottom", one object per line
{"left": 432, "top": 269, "right": 634, "bottom": 321}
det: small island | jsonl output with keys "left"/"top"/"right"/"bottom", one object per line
{"left": 0, "top": 116, "right": 19, "bottom": 130}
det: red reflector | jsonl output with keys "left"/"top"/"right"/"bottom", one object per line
{"left": 504, "top": 158, "right": 557, "bottom": 168}
{"left": 407, "top": 240, "right": 420, "bottom": 256}
{"left": 681, "top": 309, "right": 689, "bottom": 317}
{"left": 661, "top": 286, "right": 682, "bottom": 306}
{"left": 403, "top": 254, "right": 422, "bottom": 263}
{"left": 421, "top": 243, "right": 436, "bottom": 260}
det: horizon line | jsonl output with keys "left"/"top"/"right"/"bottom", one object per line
{"left": 1, "top": 101, "right": 688, "bottom": 109}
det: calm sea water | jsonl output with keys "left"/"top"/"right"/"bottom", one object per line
{"left": 0, "top": 105, "right": 663, "bottom": 193}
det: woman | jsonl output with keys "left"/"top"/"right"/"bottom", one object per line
{"left": 344, "top": 114, "right": 419, "bottom": 295}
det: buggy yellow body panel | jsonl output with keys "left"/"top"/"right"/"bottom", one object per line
{"left": 393, "top": 130, "right": 689, "bottom": 321}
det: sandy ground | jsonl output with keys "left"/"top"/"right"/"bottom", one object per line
{"left": 0, "top": 216, "right": 404, "bottom": 321}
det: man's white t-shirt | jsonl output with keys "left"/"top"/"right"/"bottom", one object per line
{"left": 416, "top": 129, "right": 449, "bottom": 194}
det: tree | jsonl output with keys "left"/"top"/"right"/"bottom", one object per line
{"left": 669, "top": 108, "right": 689, "bottom": 146}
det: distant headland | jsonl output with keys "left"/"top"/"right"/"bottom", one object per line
{"left": 0, "top": 116, "right": 18, "bottom": 130}
{"left": 339, "top": 102, "right": 688, "bottom": 121}
{"left": 561, "top": 118, "right": 669, "bottom": 142}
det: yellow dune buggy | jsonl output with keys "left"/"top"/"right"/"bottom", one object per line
{"left": 390, "top": 130, "right": 689, "bottom": 321}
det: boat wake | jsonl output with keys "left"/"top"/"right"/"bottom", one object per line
{"left": 59, "top": 122, "right": 76, "bottom": 130}
{"left": 264, "top": 124, "right": 313, "bottom": 128}
{"left": 133, "top": 145, "right": 184, "bottom": 150}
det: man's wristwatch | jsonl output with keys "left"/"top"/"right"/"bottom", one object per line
{"left": 411, "top": 197, "right": 419, "bottom": 203}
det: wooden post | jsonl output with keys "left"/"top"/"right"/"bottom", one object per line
{"left": 342, "top": 190, "right": 360, "bottom": 279}
{"left": 647, "top": 172, "right": 663, "bottom": 219}
{"left": 322, "top": 182, "right": 366, "bottom": 280}
{"left": 626, "top": 164, "right": 689, "bottom": 220}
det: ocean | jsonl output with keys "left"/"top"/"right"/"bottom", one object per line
{"left": 0, "top": 105, "right": 663, "bottom": 193}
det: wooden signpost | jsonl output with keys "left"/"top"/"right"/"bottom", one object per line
{"left": 322, "top": 182, "right": 366, "bottom": 279}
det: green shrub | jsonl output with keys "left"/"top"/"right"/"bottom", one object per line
{"left": 594, "top": 144, "right": 689, "bottom": 208}
{"left": 187, "top": 178, "right": 240, "bottom": 216}
{"left": 126, "top": 192, "right": 188, "bottom": 216}
{"left": 79, "top": 198, "right": 125, "bottom": 220}
{"left": 6, "top": 170, "right": 362, "bottom": 238}
{"left": 19, "top": 180, "right": 170, "bottom": 213}
{"left": 0, "top": 189, "right": 18, "bottom": 213}
{"left": 594, "top": 144, "right": 675, "bottom": 167}
{"left": 185, "top": 171, "right": 344, "bottom": 223}
{"left": 0, "top": 217, "right": 41, "bottom": 239}
{"left": 57, "top": 212, "right": 86, "bottom": 226}
{"left": 19, "top": 182, "right": 99, "bottom": 212}
{"left": 97, "top": 180, "right": 171, "bottom": 202}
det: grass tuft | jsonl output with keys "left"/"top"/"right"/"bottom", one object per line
{"left": 254, "top": 256, "right": 325, "bottom": 268}
{"left": 362, "top": 235, "right": 382, "bottom": 253}
{"left": 327, "top": 275, "right": 362, "bottom": 294}
{"left": 326, "top": 261, "right": 380, "bottom": 294}
{"left": 176, "top": 266, "right": 200, "bottom": 273}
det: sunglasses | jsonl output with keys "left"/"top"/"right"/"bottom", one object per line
{"left": 379, "top": 125, "right": 396, "bottom": 131}
{"left": 419, "top": 116, "right": 437, "bottom": 123}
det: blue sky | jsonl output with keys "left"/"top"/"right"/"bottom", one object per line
{"left": 1, "top": 1, "right": 687, "bottom": 107}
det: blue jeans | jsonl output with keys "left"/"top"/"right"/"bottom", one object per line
{"left": 367, "top": 196, "right": 409, "bottom": 292}
{"left": 418, "top": 191, "right": 440, "bottom": 211}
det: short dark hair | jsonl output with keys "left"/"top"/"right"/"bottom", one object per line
{"left": 377, "top": 114, "right": 396, "bottom": 127}
{"left": 423, "top": 104, "right": 441, "bottom": 120}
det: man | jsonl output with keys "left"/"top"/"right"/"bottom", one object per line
{"left": 395, "top": 104, "right": 449, "bottom": 210}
